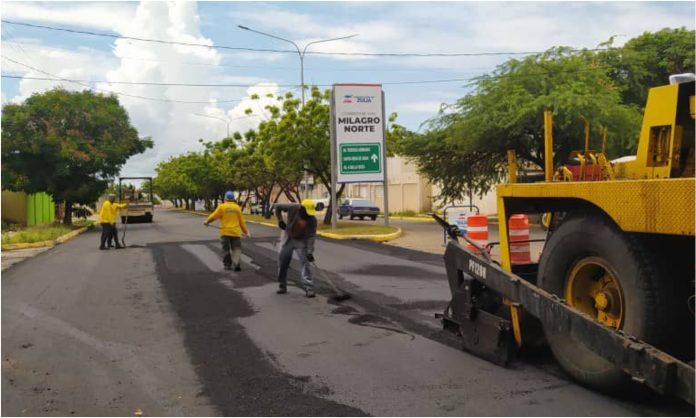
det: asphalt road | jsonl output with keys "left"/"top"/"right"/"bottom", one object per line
{"left": 2, "top": 209, "right": 692, "bottom": 416}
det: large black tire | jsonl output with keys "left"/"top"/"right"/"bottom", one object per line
{"left": 537, "top": 215, "right": 672, "bottom": 391}
{"left": 145, "top": 213, "right": 153, "bottom": 223}
{"left": 370, "top": 215, "right": 377, "bottom": 221}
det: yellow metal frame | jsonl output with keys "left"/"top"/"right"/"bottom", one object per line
{"left": 497, "top": 179, "right": 694, "bottom": 236}
{"left": 499, "top": 81, "right": 695, "bottom": 348}
{"left": 615, "top": 83, "right": 681, "bottom": 179}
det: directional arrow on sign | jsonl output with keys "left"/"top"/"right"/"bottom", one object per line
{"left": 371, "top": 154, "right": 378, "bottom": 163}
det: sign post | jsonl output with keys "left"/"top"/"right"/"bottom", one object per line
{"left": 330, "top": 84, "right": 388, "bottom": 227}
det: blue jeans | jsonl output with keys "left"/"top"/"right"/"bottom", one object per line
{"left": 277, "top": 238, "right": 313, "bottom": 290}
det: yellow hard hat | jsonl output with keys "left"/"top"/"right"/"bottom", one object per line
{"left": 301, "top": 199, "right": 316, "bottom": 216}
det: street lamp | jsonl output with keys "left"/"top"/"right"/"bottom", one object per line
{"left": 237, "top": 25, "right": 358, "bottom": 104}
{"left": 195, "top": 113, "right": 261, "bottom": 138}
{"left": 238, "top": 26, "right": 358, "bottom": 199}
{"left": 195, "top": 113, "right": 233, "bottom": 138}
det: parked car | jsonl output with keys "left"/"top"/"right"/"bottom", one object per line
{"left": 314, "top": 198, "right": 329, "bottom": 212}
{"left": 249, "top": 202, "right": 263, "bottom": 215}
{"left": 338, "top": 199, "right": 380, "bottom": 220}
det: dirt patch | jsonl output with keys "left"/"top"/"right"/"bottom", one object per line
{"left": 331, "top": 306, "right": 359, "bottom": 315}
{"left": 345, "top": 264, "right": 439, "bottom": 278}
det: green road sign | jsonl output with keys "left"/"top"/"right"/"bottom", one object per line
{"left": 339, "top": 143, "right": 381, "bottom": 174}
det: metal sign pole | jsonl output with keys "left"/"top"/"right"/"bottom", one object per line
{"left": 381, "top": 90, "right": 389, "bottom": 227}
{"left": 330, "top": 89, "right": 338, "bottom": 229}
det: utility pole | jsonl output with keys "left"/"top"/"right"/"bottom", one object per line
{"left": 194, "top": 113, "right": 232, "bottom": 138}
{"left": 237, "top": 26, "right": 358, "bottom": 205}
{"left": 237, "top": 25, "right": 358, "bottom": 105}
{"left": 194, "top": 113, "right": 260, "bottom": 139}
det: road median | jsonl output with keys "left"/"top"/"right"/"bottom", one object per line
{"left": 176, "top": 209, "right": 402, "bottom": 242}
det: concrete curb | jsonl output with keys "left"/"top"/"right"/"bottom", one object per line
{"left": 2, "top": 226, "right": 91, "bottom": 251}
{"left": 176, "top": 208, "right": 208, "bottom": 217}
{"left": 2, "top": 240, "right": 56, "bottom": 251}
{"left": 386, "top": 216, "right": 435, "bottom": 223}
{"left": 175, "top": 208, "right": 402, "bottom": 242}
{"left": 318, "top": 227, "right": 402, "bottom": 242}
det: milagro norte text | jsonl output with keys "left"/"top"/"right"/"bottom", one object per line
{"left": 338, "top": 116, "right": 381, "bottom": 133}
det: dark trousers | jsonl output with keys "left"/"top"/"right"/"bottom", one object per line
{"left": 221, "top": 236, "right": 241, "bottom": 267}
{"left": 100, "top": 223, "right": 120, "bottom": 248}
{"left": 100, "top": 223, "right": 111, "bottom": 248}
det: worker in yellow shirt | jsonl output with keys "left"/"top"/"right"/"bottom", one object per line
{"left": 204, "top": 191, "right": 249, "bottom": 271}
{"left": 99, "top": 194, "right": 128, "bottom": 250}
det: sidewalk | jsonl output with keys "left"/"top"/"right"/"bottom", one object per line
{"left": 1, "top": 247, "right": 53, "bottom": 271}
{"left": 1, "top": 224, "right": 92, "bottom": 271}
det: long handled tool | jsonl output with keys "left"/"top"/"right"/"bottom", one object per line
{"left": 205, "top": 222, "right": 251, "bottom": 237}
{"left": 274, "top": 231, "right": 349, "bottom": 301}
{"left": 121, "top": 207, "right": 129, "bottom": 247}
{"left": 310, "top": 260, "right": 351, "bottom": 302}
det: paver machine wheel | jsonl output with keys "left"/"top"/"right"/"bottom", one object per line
{"left": 538, "top": 214, "right": 676, "bottom": 390}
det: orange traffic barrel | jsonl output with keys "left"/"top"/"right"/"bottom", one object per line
{"left": 509, "top": 214, "right": 531, "bottom": 264}
{"left": 466, "top": 214, "right": 489, "bottom": 254}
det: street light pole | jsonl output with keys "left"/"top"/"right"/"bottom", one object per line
{"left": 194, "top": 113, "right": 231, "bottom": 138}
{"left": 237, "top": 26, "right": 358, "bottom": 200}
{"left": 237, "top": 25, "right": 357, "bottom": 105}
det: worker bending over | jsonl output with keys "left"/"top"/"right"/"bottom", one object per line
{"left": 204, "top": 191, "right": 249, "bottom": 271}
{"left": 99, "top": 193, "right": 128, "bottom": 250}
{"left": 275, "top": 199, "right": 318, "bottom": 297}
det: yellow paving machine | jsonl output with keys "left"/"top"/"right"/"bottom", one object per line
{"left": 119, "top": 176, "right": 154, "bottom": 223}
{"left": 434, "top": 75, "right": 695, "bottom": 404}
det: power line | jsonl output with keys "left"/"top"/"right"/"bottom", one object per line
{"left": 1, "top": 40, "right": 497, "bottom": 73}
{"left": 3, "top": 63, "right": 612, "bottom": 89}
{"left": 1, "top": 56, "right": 293, "bottom": 103}
{"left": 1, "top": 20, "right": 297, "bottom": 55}
{"left": 1, "top": 74, "right": 297, "bottom": 88}
{"left": 2, "top": 19, "right": 608, "bottom": 58}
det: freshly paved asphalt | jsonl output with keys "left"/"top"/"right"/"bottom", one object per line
{"left": 2, "top": 209, "right": 692, "bottom": 416}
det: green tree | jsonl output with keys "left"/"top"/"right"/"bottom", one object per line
{"left": 2, "top": 89, "right": 152, "bottom": 224}
{"left": 598, "top": 28, "right": 695, "bottom": 108}
{"left": 247, "top": 88, "right": 408, "bottom": 223}
{"left": 402, "top": 46, "right": 642, "bottom": 203}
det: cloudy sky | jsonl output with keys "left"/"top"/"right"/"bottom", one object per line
{"left": 1, "top": 1, "right": 693, "bottom": 176}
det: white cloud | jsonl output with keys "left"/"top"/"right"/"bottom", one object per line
{"left": 233, "top": 2, "right": 693, "bottom": 72}
{"left": 3, "top": 1, "right": 272, "bottom": 177}
{"left": 2, "top": 1, "right": 693, "bottom": 176}
{"left": 100, "top": 1, "right": 242, "bottom": 176}
{"left": 395, "top": 100, "right": 447, "bottom": 114}
{"left": 1, "top": 1, "right": 136, "bottom": 32}
{"left": 2, "top": 41, "right": 118, "bottom": 103}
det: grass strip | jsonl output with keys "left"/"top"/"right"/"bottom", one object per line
{"left": 2, "top": 225, "right": 73, "bottom": 245}
{"left": 1, "top": 221, "right": 94, "bottom": 245}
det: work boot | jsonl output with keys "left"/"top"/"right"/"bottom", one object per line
{"left": 224, "top": 265, "right": 232, "bottom": 271}
{"left": 305, "top": 289, "right": 316, "bottom": 298}
{"left": 99, "top": 246, "right": 107, "bottom": 250}
{"left": 234, "top": 265, "right": 241, "bottom": 272}
{"left": 276, "top": 286, "right": 287, "bottom": 294}
{"left": 115, "top": 245, "right": 124, "bottom": 250}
